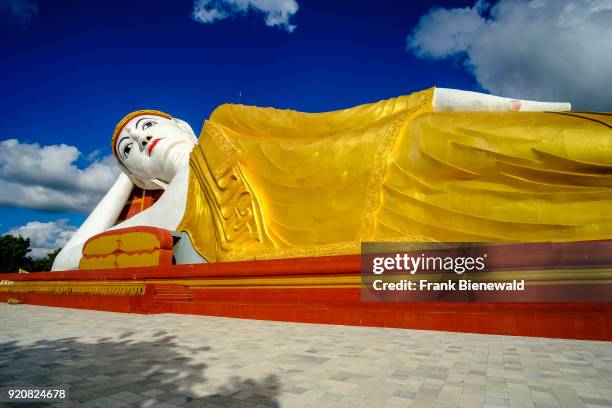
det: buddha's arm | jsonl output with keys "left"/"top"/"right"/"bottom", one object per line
{"left": 433, "top": 88, "right": 571, "bottom": 112}
{"left": 51, "top": 173, "right": 134, "bottom": 271}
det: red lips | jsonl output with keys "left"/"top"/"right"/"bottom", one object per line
{"left": 148, "top": 138, "right": 162, "bottom": 156}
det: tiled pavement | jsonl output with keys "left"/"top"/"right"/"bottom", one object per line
{"left": 0, "top": 304, "right": 611, "bottom": 408}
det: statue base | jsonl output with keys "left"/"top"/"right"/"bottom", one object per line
{"left": 1, "top": 251, "right": 611, "bottom": 341}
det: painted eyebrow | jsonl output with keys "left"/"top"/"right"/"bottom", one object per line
{"left": 117, "top": 136, "right": 129, "bottom": 147}
{"left": 134, "top": 117, "right": 155, "bottom": 129}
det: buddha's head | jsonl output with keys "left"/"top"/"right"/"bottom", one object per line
{"left": 112, "top": 110, "right": 197, "bottom": 189}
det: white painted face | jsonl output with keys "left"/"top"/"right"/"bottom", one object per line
{"left": 115, "top": 114, "right": 195, "bottom": 183}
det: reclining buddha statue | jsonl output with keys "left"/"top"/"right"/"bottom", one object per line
{"left": 52, "top": 87, "right": 612, "bottom": 270}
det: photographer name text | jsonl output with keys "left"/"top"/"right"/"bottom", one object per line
{"left": 372, "top": 279, "right": 525, "bottom": 291}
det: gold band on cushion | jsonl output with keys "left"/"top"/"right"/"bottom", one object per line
{"left": 112, "top": 110, "right": 172, "bottom": 160}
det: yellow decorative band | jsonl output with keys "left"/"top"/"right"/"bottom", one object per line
{"left": 2, "top": 267, "right": 611, "bottom": 296}
{"left": 149, "top": 267, "right": 612, "bottom": 289}
{"left": 0, "top": 281, "right": 145, "bottom": 296}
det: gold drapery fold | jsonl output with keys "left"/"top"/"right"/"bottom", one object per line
{"left": 177, "top": 88, "right": 612, "bottom": 262}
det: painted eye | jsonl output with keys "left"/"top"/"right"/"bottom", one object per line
{"left": 142, "top": 121, "right": 156, "bottom": 130}
{"left": 123, "top": 142, "right": 133, "bottom": 158}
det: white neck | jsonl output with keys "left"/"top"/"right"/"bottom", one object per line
{"left": 162, "top": 143, "right": 193, "bottom": 183}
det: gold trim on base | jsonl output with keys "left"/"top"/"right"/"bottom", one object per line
{"left": 0, "top": 281, "right": 145, "bottom": 296}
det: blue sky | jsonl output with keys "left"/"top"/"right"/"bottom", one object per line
{"left": 0, "top": 0, "right": 478, "bottom": 231}
{"left": 1, "top": 0, "right": 610, "bottom": 255}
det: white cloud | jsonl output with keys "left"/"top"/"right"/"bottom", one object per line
{"left": 0, "top": 0, "right": 38, "bottom": 26}
{"left": 6, "top": 219, "right": 76, "bottom": 258}
{"left": 0, "top": 139, "right": 120, "bottom": 213}
{"left": 192, "top": 0, "right": 298, "bottom": 32}
{"left": 407, "top": 0, "right": 612, "bottom": 111}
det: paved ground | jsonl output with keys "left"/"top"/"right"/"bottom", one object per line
{"left": 0, "top": 305, "right": 611, "bottom": 408}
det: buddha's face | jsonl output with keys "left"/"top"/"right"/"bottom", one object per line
{"left": 115, "top": 114, "right": 195, "bottom": 183}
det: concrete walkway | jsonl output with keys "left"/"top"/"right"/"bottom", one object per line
{"left": 0, "top": 304, "right": 611, "bottom": 408}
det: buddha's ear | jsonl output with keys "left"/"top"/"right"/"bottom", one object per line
{"left": 172, "top": 118, "right": 198, "bottom": 143}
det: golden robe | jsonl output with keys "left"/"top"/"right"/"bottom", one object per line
{"left": 177, "top": 88, "right": 612, "bottom": 262}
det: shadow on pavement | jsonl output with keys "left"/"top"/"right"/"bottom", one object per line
{"left": 0, "top": 330, "right": 281, "bottom": 407}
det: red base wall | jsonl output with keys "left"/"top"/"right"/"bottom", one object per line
{"left": 3, "top": 289, "right": 610, "bottom": 341}
{"left": 1, "top": 252, "right": 611, "bottom": 341}
{"left": 154, "top": 287, "right": 612, "bottom": 341}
